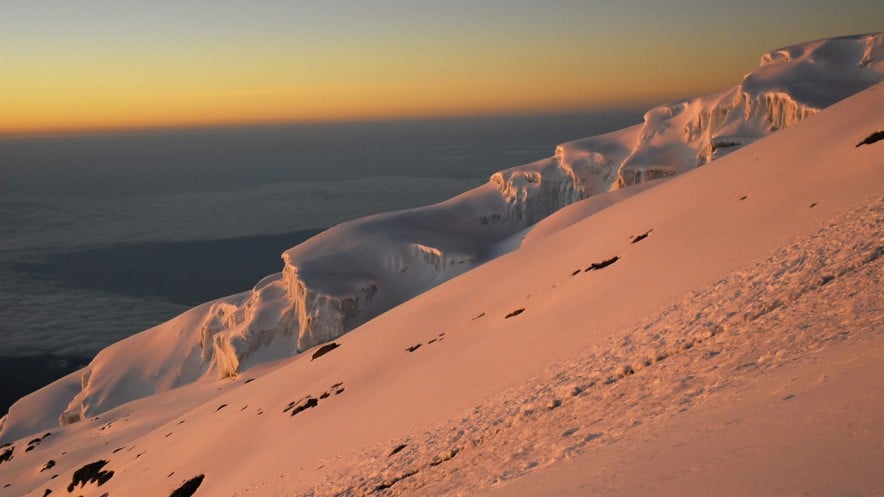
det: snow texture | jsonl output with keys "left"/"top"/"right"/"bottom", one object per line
{"left": 0, "top": 34, "right": 884, "bottom": 474}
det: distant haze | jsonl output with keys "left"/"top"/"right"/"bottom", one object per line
{"left": 2, "top": 0, "right": 882, "bottom": 134}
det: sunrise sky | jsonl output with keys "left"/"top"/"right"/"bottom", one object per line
{"left": 2, "top": 0, "right": 881, "bottom": 134}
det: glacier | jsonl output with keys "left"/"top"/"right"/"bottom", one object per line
{"left": 1, "top": 32, "right": 882, "bottom": 441}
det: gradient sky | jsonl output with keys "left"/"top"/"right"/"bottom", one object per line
{"left": 1, "top": 0, "right": 881, "bottom": 134}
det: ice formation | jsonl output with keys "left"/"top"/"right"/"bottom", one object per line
{"left": 2, "top": 33, "right": 881, "bottom": 437}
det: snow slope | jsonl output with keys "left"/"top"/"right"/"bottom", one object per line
{"left": 3, "top": 34, "right": 880, "bottom": 439}
{"left": 0, "top": 51, "right": 882, "bottom": 496}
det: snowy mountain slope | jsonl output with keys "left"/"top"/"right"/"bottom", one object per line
{"left": 0, "top": 68, "right": 881, "bottom": 497}
{"left": 3, "top": 34, "right": 879, "bottom": 439}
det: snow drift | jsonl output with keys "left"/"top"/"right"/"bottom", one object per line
{"left": 1, "top": 32, "right": 882, "bottom": 440}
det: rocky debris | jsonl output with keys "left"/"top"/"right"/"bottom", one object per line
{"left": 631, "top": 229, "right": 653, "bottom": 244}
{"left": 67, "top": 460, "right": 114, "bottom": 492}
{"left": 0, "top": 446, "right": 13, "bottom": 465}
{"left": 311, "top": 342, "right": 340, "bottom": 361}
{"left": 285, "top": 397, "right": 319, "bottom": 417}
{"left": 388, "top": 444, "right": 408, "bottom": 457}
{"left": 584, "top": 256, "right": 620, "bottom": 272}
{"left": 855, "top": 130, "right": 884, "bottom": 147}
{"left": 505, "top": 308, "right": 525, "bottom": 319}
{"left": 25, "top": 432, "right": 52, "bottom": 452}
{"left": 169, "top": 474, "right": 205, "bottom": 497}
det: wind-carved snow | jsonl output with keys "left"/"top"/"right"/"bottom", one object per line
{"left": 2, "top": 33, "right": 881, "bottom": 437}
{"left": 561, "top": 33, "right": 884, "bottom": 191}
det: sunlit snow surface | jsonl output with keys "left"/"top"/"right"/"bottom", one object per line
{"left": 0, "top": 33, "right": 883, "bottom": 497}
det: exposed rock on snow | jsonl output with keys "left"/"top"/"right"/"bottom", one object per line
{"left": 856, "top": 129, "right": 884, "bottom": 147}
{"left": 1, "top": 33, "right": 881, "bottom": 443}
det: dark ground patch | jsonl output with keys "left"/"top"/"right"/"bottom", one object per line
{"left": 67, "top": 460, "right": 114, "bottom": 492}
{"left": 0, "top": 446, "right": 13, "bottom": 464}
{"left": 311, "top": 342, "right": 340, "bottom": 361}
{"left": 170, "top": 474, "right": 205, "bottom": 497}
{"left": 630, "top": 229, "right": 652, "bottom": 244}
{"left": 505, "top": 308, "right": 525, "bottom": 319}
{"left": 285, "top": 397, "right": 319, "bottom": 417}
{"left": 856, "top": 130, "right": 884, "bottom": 147}
{"left": 388, "top": 444, "right": 407, "bottom": 457}
{"left": 584, "top": 256, "right": 620, "bottom": 272}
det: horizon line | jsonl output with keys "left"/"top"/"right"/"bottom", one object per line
{"left": 0, "top": 102, "right": 658, "bottom": 140}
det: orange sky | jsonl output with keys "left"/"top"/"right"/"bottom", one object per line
{"left": 2, "top": 1, "right": 880, "bottom": 135}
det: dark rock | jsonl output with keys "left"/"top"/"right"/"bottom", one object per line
{"left": 40, "top": 459, "right": 56, "bottom": 472}
{"left": 169, "top": 474, "right": 205, "bottom": 497}
{"left": 406, "top": 344, "right": 422, "bottom": 352}
{"left": 67, "top": 460, "right": 114, "bottom": 492}
{"left": 0, "top": 446, "right": 12, "bottom": 464}
{"left": 631, "top": 230, "right": 652, "bottom": 244}
{"left": 584, "top": 256, "right": 620, "bottom": 272}
{"left": 42, "top": 489, "right": 51, "bottom": 497}
{"left": 289, "top": 397, "right": 319, "bottom": 417}
{"left": 855, "top": 130, "right": 884, "bottom": 147}
{"left": 388, "top": 444, "right": 407, "bottom": 457}
{"left": 311, "top": 342, "right": 340, "bottom": 361}
{"left": 214, "top": 404, "right": 227, "bottom": 412}
{"left": 471, "top": 312, "right": 485, "bottom": 320}
{"left": 505, "top": 308, "right": 525, "bottom": 319}
{"left": 571, "top": 269, "right": 581, "bottom": 276}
